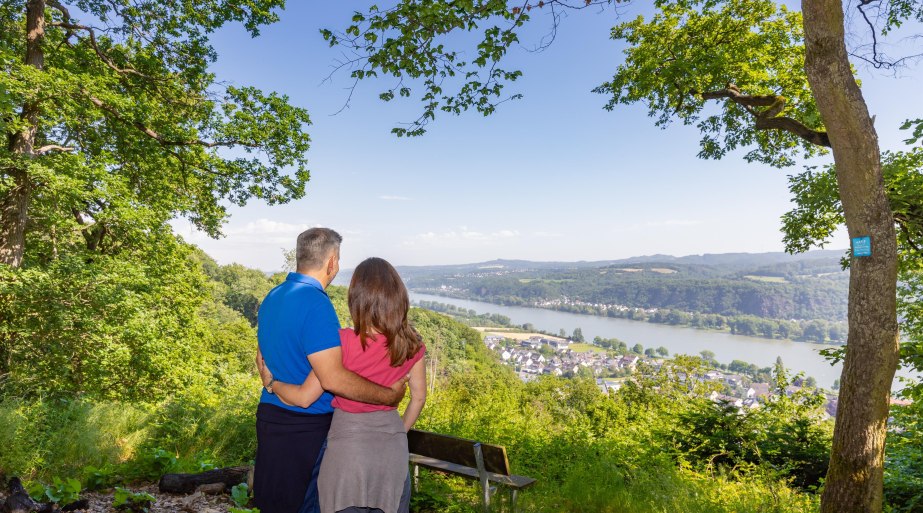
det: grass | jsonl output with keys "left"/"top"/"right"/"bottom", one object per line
{"left": 0, "top": 370, "right": 822, "bottom": 513}
{"left": 413, "top": 444, "right": 819, "bottom": 513}
{"left": 0, "top": 375, "right": 261, "bottom": 482}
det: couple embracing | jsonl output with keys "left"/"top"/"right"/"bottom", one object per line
{"left": 253, "top": 228, "right": 427, "bottom": 513}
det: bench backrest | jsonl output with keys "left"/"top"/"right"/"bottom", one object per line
{"left": 408, "top": 429, "right": 511, "bottom": 476}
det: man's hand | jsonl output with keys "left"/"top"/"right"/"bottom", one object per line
{"left": 387, "top": 375, "right": 410, "bottom": 407}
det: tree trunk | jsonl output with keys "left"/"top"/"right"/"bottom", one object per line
{"left": 0, "top": 170, "right": 31, "bottom": 268}
{"left": 158, "top": 466, "right": 252, "bottom": 494}
{"left": 0, "top": 0, "right": 45, "bottom": 268}
{"left": 802, "top": 2, "right": 901, "bottom": 513}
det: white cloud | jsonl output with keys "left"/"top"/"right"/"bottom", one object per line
{"left": 379, "top": 195, "right": 411, "bottom": 201}
{"left": 175, "top": 218, "right": 361, "bottom": 243}
{"left": 405, "top": 227, "right": 521, "bottom": 247}
{"left": 225, "top": 219, "right": 315, "bottom": 236}
{"left": 645, "top": 219, "right": 701, "bottom": 227}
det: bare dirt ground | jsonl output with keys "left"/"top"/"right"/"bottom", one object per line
{"left": 0, "top": 485, "right": 243, "bottom": 513}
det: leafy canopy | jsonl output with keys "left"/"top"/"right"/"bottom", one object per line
{"left": 595, "top": 0, "right": 823, "bottom": 167}
{"left": 1, "top": 0, "right": 311, "bottom": 260}
{"left": 0, "top": 1, "right": 308, "bottom": 401}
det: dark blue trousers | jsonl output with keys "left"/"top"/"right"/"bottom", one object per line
{"left": 253, "top": 403, "right": 332, "bottom": 513}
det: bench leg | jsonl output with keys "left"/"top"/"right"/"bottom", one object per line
{"left": 509, "top": 489, "right": 518, "bottom": 513}
{"left": 412, "top": 464, "right": 419, "bottom": 493}
{"left": 473, "top": 443, "right": 490, "bottom": 513}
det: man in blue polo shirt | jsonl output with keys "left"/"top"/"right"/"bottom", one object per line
{"left": 253, "top": 228, "right": 406, "bottom": 513}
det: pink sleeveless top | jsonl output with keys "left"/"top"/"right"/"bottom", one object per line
{"left": 331, "top": 327, "right": 425, "bottom": 413}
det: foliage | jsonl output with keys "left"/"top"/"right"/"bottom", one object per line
{"left": 885, "top": 401, "right": 923, "bottom": 512}
{"left": 201, "top": 258, "right": 276, "bottom": 326}
{"left": 1, "top": 0, "right": 310, "bottom": 253}
{"left": 0, "top": 238, "right": 256, "bottom": 402}
{"left": 0, "top": 396, "right": 150, "bottom": 479}
{"left": 673, "top": 382, "right": 831, "bottom": 489}
{"left": 781, "top": 146, "right": 923, "bottom": 395}
{"left": 113, "top": 487, "right": 155, "bottom": 513}
{"left": 231, "top": 482, "right": 251, "bottom": 508}
{"left": 597, "top": 0, "right": 820, "bottom": 167}
{"left": 83, "top": 464, "right": 116, "bottom": 491}
{"left": 26, "top": 476, "right": 81, "bottom": 505}
{"left": 0, "top": 280, "right": 836, "bottom": 512}
{"left": 0, "top": 377, "right": 261, "bottom": 481}
{"left": 319, "top": 1, "right": 531, "bottom": 136}
{"left": 416, "top": 350, "right": 822, "bottom": 512}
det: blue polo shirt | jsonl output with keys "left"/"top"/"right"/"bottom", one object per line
{"left": 257, "top": 273, "right": 342, "bottom": 413}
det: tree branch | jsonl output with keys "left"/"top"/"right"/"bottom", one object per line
{"left": 701, "top": 85, "right": 831, "bottom": 148}
{"left": 753, "top": 116, "right": 832, "bottom": 147}
{"left": 46, "top": 0, "right": 76, "bottom": 41}
{"left": 49, "top": 20, "right": 156, "bottom": 79}
{"left": 84, "top": 93, "right": 258, "bottom": 148}
{"left": 34, "top": 144, "right": 75, "bottom": 154}
{"left": 701, "top": 87, "right": 781, "bottom": 107}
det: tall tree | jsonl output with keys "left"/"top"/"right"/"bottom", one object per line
{"left": 801, "top": 3, "right": 898, "bottom": 510}
{"left": 318, "top": 1, "right": 922, "bottom": 510}
{"left": 0, "top": 0, "right": 311, "bottom": 268}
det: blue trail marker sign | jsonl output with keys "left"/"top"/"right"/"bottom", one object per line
{"left": 852, "top": 236, "right": 872, "bottom": 257}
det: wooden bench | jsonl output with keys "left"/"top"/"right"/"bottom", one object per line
{"left": 407, "top": 429, "right": 536, "bottom": 512}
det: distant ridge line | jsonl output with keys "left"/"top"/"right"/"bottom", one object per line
{"left": 329, "top": 249, "right": 848, "bottom": 282}
{"left": 394, "top": 249, "right": 847, "bottom": 270}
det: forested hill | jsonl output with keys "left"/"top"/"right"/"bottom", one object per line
{"left": 379, "top": 251, "right": 849, "bottom": 322}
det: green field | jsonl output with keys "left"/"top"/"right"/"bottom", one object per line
{"left": 569, "top": 342, "right": 607, "bottom": 353}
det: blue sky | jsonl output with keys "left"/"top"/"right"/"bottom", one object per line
{"left": 172, "top": 2, "right": 921, "bottom": 270}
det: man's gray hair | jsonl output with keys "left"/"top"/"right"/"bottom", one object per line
{"left": 296, "top": 228, "right": 342, "bottom": 271}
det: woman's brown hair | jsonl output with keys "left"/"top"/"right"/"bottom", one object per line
{"left": 348, "top": 257, "right": 423, "bottom": 366}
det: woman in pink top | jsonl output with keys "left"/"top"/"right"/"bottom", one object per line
{"left": 262, "top": 257, "right": 427, "bottom": 513}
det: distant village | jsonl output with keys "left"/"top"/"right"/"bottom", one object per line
{"left": 481, "top": 334, "right": 884, "bottom": 419}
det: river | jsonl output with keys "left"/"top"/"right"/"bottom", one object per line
{"left": 410, "top": 292, "right": 917, "bottom": 391}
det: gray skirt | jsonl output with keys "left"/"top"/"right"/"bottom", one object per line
{"left": 318, "top": 409, "right": 408, "bottom": 513}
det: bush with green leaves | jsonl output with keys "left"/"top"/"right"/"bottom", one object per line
{"left": 231, "top": 482, "right": 251, "bottom": 508}
{"left": 26, "top": 477, "right": 81, "bottom": 505}
{"left": 885, "top": 402, "right": 923, "bottom": 512}
{"left": 83, "top": 464, "right": 116, "bottom": 491}
{"left": 113, "top": 487, "right": 156, "bottom": 513}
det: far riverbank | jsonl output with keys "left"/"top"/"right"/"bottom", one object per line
{"left": 410, "top": 292, "right": 918, "bottom": 391}
{"left": 412, "top": 289, "right": 845, "bottom": 345}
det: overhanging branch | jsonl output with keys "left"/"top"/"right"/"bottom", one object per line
{"left": 49, "top": 20, "right": 155, "bottom": 79}
{"left": 35, "top": 144, "right": 75, "bottom": 154}
{"left": 84, "top": 92, "right": 258, "bottom": 149}
{"left": 701, "top": 85, "right": 831, "bottom": 148}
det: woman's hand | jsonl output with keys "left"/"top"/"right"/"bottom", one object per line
{"left": 256, "top": 347, "right": 273, "bottom": 388}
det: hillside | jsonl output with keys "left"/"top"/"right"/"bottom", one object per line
{"left": 370, "top": 251, "right": 850, "bottom": 323}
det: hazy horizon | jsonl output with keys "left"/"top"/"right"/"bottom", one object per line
{"left": 191, "top": 241, "right": 849, "bottom": 274}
